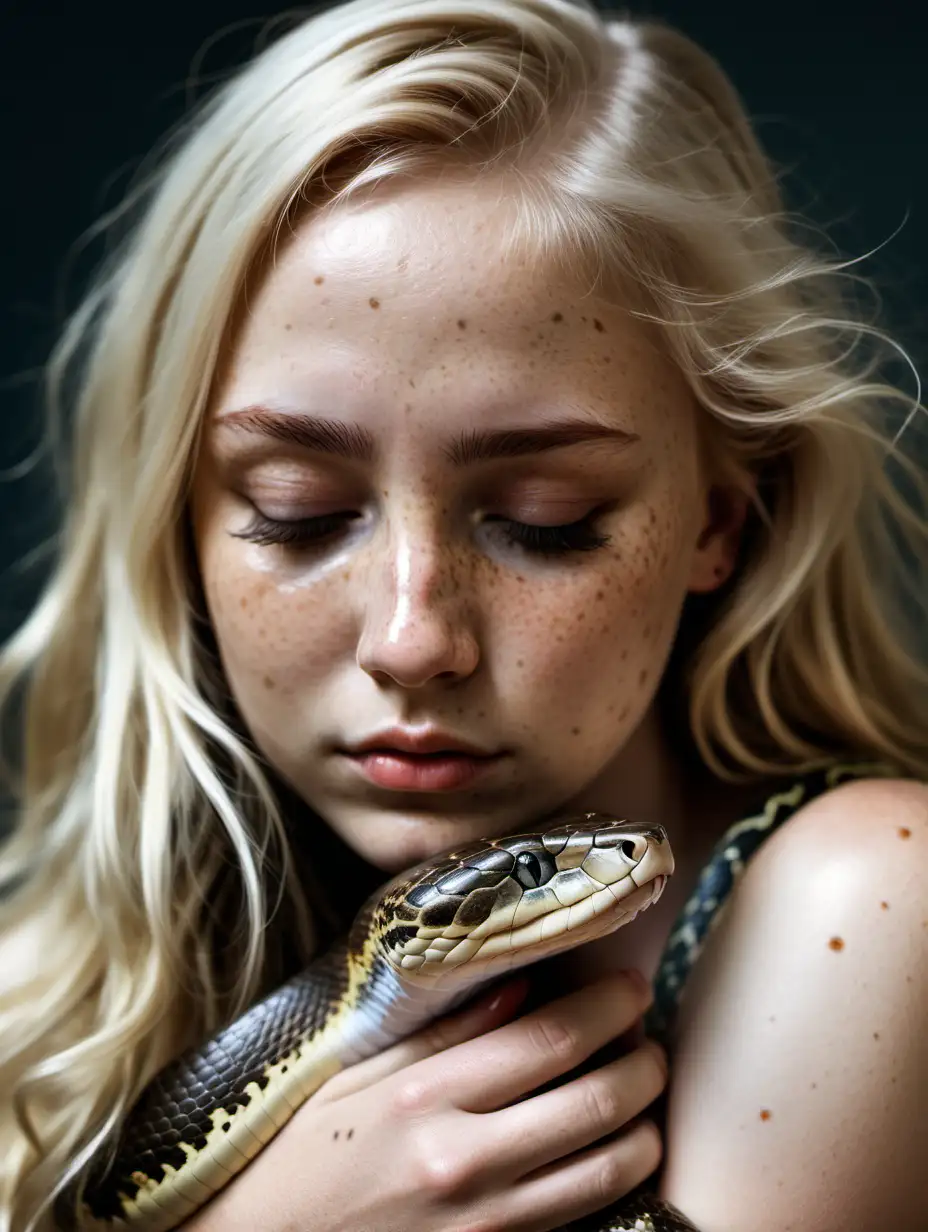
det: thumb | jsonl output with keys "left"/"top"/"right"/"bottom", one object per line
{"left": 311, "top": 976, "right": 530, "bottom": 1103}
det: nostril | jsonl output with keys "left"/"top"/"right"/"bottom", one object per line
{"left": 620, "top": 839, "right": 637, "bottom": 859}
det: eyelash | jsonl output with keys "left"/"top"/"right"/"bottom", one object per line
{"left": 233, "top": 510, "right": 611, "bottom": 557}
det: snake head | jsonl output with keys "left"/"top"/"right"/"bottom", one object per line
{"left": 366, "top": 813, "right": 674, "bottom": 988}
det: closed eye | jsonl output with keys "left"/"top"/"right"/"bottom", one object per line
{"left": 232, "top": 510, "right": 612, "bottom": 557}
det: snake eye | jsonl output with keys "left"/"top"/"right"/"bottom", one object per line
{"left": 513, "top": 850, "right": 557, "bottom": 890}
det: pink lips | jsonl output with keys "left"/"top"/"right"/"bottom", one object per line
{"left": 345, "top": 750, "right": 502, "bottom": 791}
{"left": 341, "top": 726, "right": 505, "bottom": 791}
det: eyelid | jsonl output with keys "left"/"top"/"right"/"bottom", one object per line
{"left": 507, "top": 499, "right": 598, "bottom": 521}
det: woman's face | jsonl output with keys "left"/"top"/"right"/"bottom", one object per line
{"left": 190, "top": 178, "right": 739, "bottom": 872}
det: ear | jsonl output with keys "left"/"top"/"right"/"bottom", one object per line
{"left": 686, "top": 483, "right": 751, "bottom": 594}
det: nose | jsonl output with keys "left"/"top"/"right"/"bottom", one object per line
{"left": 355, "top": 513, "right": 480, "bottom": 688}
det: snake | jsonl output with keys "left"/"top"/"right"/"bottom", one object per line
{"left": 60, "top": 812, "right": 701, "bottom": 1232}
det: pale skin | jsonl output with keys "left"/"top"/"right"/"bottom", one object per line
{"left": 187, "top": 176, "right": 928, "bottom": 1231}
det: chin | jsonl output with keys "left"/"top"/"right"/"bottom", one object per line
{"left": 337, "top": 806, "right": 507, "bottom": 874}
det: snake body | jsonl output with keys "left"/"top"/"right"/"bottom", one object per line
{"left": 64, "top": 812, "right": 699, "bottom": 1232}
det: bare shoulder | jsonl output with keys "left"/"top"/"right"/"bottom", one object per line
{"left": 757, "top": 772, "right": 928, "bottom": 865}
{"left": 660, "top": 774, "right": 928, "bottom": 1232}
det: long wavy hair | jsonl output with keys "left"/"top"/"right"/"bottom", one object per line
{"left": 2, "top": 0, "right": 927, "bottom": 1226}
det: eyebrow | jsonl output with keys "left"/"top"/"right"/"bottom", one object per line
{"left": 217, "top": 405, "right": 640, "bottom": 466}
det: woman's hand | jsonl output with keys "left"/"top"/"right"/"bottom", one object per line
{"left": 182, "top": 970, "right": 666, "bottom": 1232}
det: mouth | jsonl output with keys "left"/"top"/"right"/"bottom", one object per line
{"left": 471, "top": 872, "right": 668, "bottom": 961}
{"left": 397, "top": 869, "right": 669, "bottom": 983}
{"left": 343, "top": 749, "right": 506, "bottom": 792}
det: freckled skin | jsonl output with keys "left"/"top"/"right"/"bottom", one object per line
{"left": 189, "top": 179, "right": 743, "bottom": 874}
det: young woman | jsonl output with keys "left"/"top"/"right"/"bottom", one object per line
{"left": 1, "top": 1, "right": 926, "bottom": 1229}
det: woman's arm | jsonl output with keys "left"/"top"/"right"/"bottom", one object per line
{"left": 660, "top": 775, "right": 928, "bottom": 1232}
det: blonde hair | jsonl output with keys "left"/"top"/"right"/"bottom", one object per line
{"left": 2, "top": 0, "right": 927, "bottom": 1226}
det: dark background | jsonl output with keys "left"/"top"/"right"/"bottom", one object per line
{"left": 2, "top": 0, "right": 926, "bottom": 646}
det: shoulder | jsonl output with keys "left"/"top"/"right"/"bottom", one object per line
{"left": 660, "top": 774, "right": 928, "bottom": 1231}
{"left": 747, "top": 771, "right": 928, "bottom": 896}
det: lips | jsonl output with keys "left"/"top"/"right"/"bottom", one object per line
{"left": 339, "top": 727, "right": 507, "bottom": 792}
{"left": 345, "top": 727, "right": 499, "bottom": 758}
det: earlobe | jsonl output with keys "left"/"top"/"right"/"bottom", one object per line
{"left": 687, "top": 485, "right": 750, "bottom": 594}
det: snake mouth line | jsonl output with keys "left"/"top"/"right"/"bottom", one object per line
{"left": 397, "top": 872, "right": 667, "bottom": 976}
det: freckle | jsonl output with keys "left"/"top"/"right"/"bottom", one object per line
{"left": 333, "top": 1130, "right": 339, "bottom": 1140}
{"left": 595, "top": 590, "right": 605, "bottom": 600}
{"left": 347, "top": 1128, "right": 354, "bottom": 1140}
{"left": 638, "top": 668, "right": 648, "bottom": 686}
{"left": 810, "top": 1082, "right": 817, "bottom": 1089}
{"left": 284, "top": 322, "right": 292, "bottom": 331}
{"left": 551, "top": 312, "right": 563, "bottom": 322}
{"left": 873, "top": 1032, "right": 880, "bottom": 1040}
{"left": 649, "top": 509, "right": 657, "bottom": 525}
{"left": 571, "top": 727, "right": 581, "bottom": 736}
{"left": 369, "top": 297, "right": 380, "bottom": 309}
{"left": 263, "top": 675, "right": 276, "bottom": 690}
{"left": 898, "top": 827, "right": 911, "bottom": 839}
{"left": 240, "top": 598, "right": 248, "bottom": 610}
{"left": 759, "top": 1109, "right": 772, "bottom": 1121}
{"left": 828, "top": 936, "right": 844, "bottom": 951}
{"left": 593, "top": 319, "right": 604, "bottom": 332}
{"left": 881, "top": 901, "right": 889, "bottom": 910}
{"left": 409, "top": 378, "right": 416, "bottom": 388}
{"left": 314, "top": 275, "right": 325, "bottom": 285}
{"left": 516, "top": 658, "right": 523, "bottom": 667}
{"left": 457, "top": 319, "right": 467, "bottom": 329}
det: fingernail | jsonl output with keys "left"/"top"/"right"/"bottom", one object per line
{"left": 485, "top": 976, "right": 530, "bottom": 1016}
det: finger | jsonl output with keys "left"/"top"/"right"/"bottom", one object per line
{"left": 415, "top": 970, "right": 651, "bottom": 1113}
{"left": 482, "top": 1038, "right": 667, "bottom": 1178}
{"left": 310, "top": 976, "right": 530, "bottom": 1104}
{"left": 500, "top": 1118, "right": 663, "bottom": 1232}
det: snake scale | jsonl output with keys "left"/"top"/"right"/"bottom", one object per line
{"left": 60, "top": 812, "right": 701, "bottom": 1232}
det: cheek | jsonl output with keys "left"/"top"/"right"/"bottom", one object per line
{"left": 511, "top": 501, "right": 690, "bottom": 712}
{"left": 197, "top": 528, "right": 350, "bottom": 699}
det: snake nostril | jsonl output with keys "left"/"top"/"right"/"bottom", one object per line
{"left": 621, "top": 839, "right": 637, "bottom": 859}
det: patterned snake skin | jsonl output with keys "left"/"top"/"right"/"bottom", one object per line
{"left": 60, "top": 815, "right": 700, "bottom": 1232}
{"left": 61, "top": 766, "right": 896, "bottom": 1232}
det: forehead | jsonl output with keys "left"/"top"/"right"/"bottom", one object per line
{"left": 214, "top": 179, "right": 697, "bottom": 450}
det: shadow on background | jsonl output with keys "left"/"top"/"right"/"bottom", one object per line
{"left": 1, "top": 0, "right": 926, "bottom": 643}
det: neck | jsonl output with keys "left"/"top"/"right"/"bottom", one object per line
{"left": 564, "top": 703, "right": 763, "bottom": 867}
{"left": 569, "top": 705, "right": 691, "bottom": 840}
